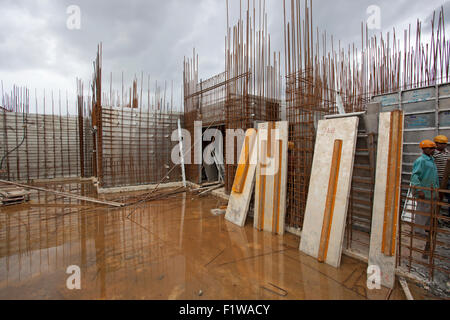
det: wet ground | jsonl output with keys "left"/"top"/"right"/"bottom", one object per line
{"left": 0, "top": 181, "right": 439, "bottom": 300}
{"left": 398, "top": 230, "right": 450, "bottom": 298}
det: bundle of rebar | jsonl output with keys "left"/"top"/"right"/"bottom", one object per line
{"left": 183, "top": 0, "right": 282, "bottom": 191}
{"left": 90, "top": 44, "right": 183, "bottom": 189}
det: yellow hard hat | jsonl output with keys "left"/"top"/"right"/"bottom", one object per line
{"left": 420, "top": 140, "right": 437, "bottom": 149}
{"left": 434, "top": 135, "right": 448, "bottom": 144}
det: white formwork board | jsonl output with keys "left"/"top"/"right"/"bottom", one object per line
{"left": 225, "top": 129, "right": 258, "bottom": 227}
{"left": 369, "top": 112, "right": 404, "bottom": 289}
{"left": 254, "top": 121, "right": 289, "bottom": 235}
{"left": 300, "top": 117, "right": 359, "bottom": 268}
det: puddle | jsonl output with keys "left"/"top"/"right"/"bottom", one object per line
{"left": 0, "top": 181, "right": 436, "bottom": 300}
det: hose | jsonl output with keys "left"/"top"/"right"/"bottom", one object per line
{"left": 0, "top": 108, "right": 27, "bottom": 172}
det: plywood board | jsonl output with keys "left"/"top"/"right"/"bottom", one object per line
{"left": 369, "top": 111, "right": 404, "bottom": 289}
{"left": 254, "top": 121, "right": 288, "bottom": 235}
{"left": 299, "top": 117, "right": 359, "bottom": 268}
{"left": 225, "top": 129, "right": 258, "bottom": 227}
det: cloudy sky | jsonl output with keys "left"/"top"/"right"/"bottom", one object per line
{"left": 0, "top": 0, "right": 448, "bottom": 113}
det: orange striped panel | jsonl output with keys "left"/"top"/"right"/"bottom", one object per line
{"left": 318, "top": 139, "right": 343, "bottom": 263}
{"left": 382, "top": 111, "right": 403, "bottom": 256}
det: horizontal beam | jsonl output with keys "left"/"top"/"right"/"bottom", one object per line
{"left": 0, "top": 179, "right": 124, "bottom": 207}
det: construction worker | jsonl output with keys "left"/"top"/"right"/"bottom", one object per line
{"left": 433, "top": 135, "right": 450, "bottom": 181}
{"left": 411, "top": 140, "right": 440, "bottom": 258}
{"left": 433, "top": 135, "right": 450, "bottom": 218}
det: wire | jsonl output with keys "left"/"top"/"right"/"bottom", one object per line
{"left": 0, "top": 87, "right": 28, "bottom": 173}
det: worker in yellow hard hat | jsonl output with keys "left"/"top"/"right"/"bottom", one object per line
{"left": 419, "top": 139, "right": 437, "bottom": 150}
{"left": 411, "top": 140, "right": 439, "bottom": 258}
{"left": 434, "top": 135, "right": 449, "bottom": 144}
{"left": 433, "top": 135, "right": 450, "bottom": 223}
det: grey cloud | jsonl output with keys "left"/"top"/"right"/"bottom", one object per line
{"left": 0, "top": 0, "right": 448, "bottom": 108}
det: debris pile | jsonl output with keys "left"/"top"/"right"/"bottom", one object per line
{"left": 0, "top": 183, "right": 30, "bottom": 206}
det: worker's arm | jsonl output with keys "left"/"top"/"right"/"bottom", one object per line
{"left": 411, "top": 158, "right": 425, "bottom": 199}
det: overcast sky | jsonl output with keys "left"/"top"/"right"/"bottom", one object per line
{"left": 0, "top": 0, "right": 448, "bottom": 113}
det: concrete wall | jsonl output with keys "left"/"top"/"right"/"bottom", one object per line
{"left": 0, "top": 111, "right": 87, "bottom": 182}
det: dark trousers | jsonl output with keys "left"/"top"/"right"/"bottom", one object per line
{"left": 445, "top": 192, "right": 450, "bottom": 217}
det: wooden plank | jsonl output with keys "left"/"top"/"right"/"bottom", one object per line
{"left": 318, "top": 139, "right": 343, "bottom": 263}
{"left": 382, "top": 111, "right": 403, "bottom": 256}
{"left": 0, "top": 179, "right": 124, "bottom": 207}
{"left": 369, "top": 111, "right": 404, "bottom": 289}
{"left": 232, "top": 135, "right": 251, "bottom": 194}
{"left": 300, "top": 117, "right": 359, "bottom": 268}
{"left": 399, "top": 277, "right": 414, "bottom": 300}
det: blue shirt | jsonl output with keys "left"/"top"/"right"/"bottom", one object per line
{"left": 411, "top": 154, "right": 440, "bottom": 200}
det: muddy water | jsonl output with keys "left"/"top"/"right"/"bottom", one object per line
{"left": 0, "top": 182, "right": 436, "bottom": 300}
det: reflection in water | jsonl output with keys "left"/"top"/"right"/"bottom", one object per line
{"left": 95, "top": 212, "right": 106, "bottom": 299}
{"left": 179, "top": 193, "right": 186, "bottom": 248}
{"left": 0, "top": 181, "right": 413, "bottom": 300}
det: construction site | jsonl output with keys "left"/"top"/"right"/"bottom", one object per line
{"left": 0, "top": 0, "right": 449, "bottom": 301}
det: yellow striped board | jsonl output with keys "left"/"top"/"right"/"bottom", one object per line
{"left": 300, "top": 117, "right": 359, "bottom": 268}
{"left": 254, "top": 121, "right": 288, "bottom": 235}
{"left": 369, "top": 111, "right": 404, "bottom": 289}
{"left": 225, "top": 129, "right": 258, "bottom": 227}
